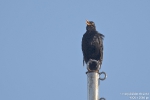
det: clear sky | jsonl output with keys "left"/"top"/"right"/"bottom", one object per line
{"left": 0, "top": 0, "right": 150, "bottom": 100}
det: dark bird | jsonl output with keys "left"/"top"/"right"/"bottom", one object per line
{"left": 82, "top": 20, "right": 104, "bottom": 71}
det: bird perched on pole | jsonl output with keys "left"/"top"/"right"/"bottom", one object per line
{"left": 82, "top": 20, "right": 104, "bottom": 71}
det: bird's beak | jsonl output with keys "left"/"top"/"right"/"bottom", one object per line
{"left": 86, "top": 20, "right": 91, "bottom": 25}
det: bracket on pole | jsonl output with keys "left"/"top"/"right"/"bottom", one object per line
{"left": 99, "top": 97, "right": 106, "bottom": 100}
{"left": 99, "top": 72, "right": 107, "bottom": 81}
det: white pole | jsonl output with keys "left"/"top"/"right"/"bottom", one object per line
{"left": 87, "top": 72, "right": 99, "bottom": 100}
{"left": 86, "top": 59, "right": 106, "bottom": 100}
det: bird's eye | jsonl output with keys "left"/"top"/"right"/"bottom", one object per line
{"left": 92, "top": 23, "right": 94, "bottom": 25}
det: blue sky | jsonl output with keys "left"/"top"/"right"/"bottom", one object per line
{"left": 0, "top": 0, "right": 150, "bottom": 100}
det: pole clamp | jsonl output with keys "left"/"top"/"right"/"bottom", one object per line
{"left": 99, "top": 97, "right": 106, "bottom": 100}
{"left": 99, "top": 71, "right": 107, "bottom": 81}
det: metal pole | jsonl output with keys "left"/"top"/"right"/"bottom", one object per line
{"left": 86, "top": 59, "right": 107, "bottom": 100}
{"left": 87, "top": 72, "right": 99, "bottom": 100}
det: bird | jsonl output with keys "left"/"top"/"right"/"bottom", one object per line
{"left": 82, "top": 20, "right": 104, "bottom": 71}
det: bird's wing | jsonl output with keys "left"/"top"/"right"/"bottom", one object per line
{"left": 97, "top": 34, "right": 104, "bottom": 65}
{"left": 82, "top": 34, "right": 86, "bottom": 66}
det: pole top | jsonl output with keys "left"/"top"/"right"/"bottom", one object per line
{"left": 86, "top": 59, "right": 101, "bottom": 72}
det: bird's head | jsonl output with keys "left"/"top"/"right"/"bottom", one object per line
{"left": 86, "top": 20, "right": 96, "bottom": 31}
